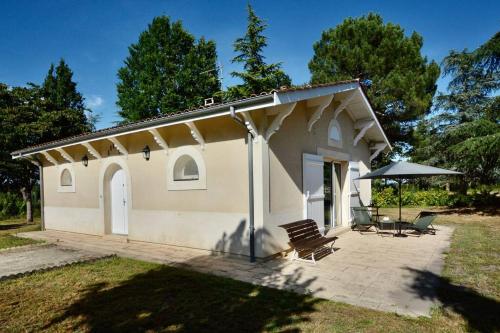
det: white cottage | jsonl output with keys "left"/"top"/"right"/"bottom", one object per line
{"left": 12, "top": 80, "right": 391, "bottom": 259}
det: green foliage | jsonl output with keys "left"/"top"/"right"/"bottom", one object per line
{"left": 0, "top": 60, "right": 91, "bottom": 221}
{"left": 308, "top": 13, "right": 440, "bottom": 153}
{"left": 117, "top": 16, "right": 221, "bottom": 122}
{"left": 0, "top": 191, "right": 40, "bottom": 219}
{"left": 412, "top": 32, "right": 500, "bottom": 186}
{"left": 227, "top": 5, "right": 291, "bottom": 99}
{"left": 372, "top": 186, "right": 499, "bottom": 208}
{"left": 0, "top": 192, "right": 25, "bottom": 219}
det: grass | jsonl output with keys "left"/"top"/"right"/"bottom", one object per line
{"left": 0, "top": 209, "right": 498, "bottom": 332}
{"left": 0, "top": 217, "right": 42, "bottom": 250}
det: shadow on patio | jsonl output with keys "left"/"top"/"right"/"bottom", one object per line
{"left": 405, "top": 267, "right": 500, "bottom": 333}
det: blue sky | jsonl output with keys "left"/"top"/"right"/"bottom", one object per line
{"left": 1, "top": 0, "right": 498, "bottom": 129}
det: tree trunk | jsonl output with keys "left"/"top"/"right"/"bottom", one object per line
{"left": 20, "top": 187, "right": 33, "bottom": 224}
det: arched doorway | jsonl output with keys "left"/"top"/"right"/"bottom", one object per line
{"left": 110, "top": 168, "right": 128, "bottom": 235}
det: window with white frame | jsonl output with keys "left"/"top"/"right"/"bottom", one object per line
{"left": 167, "top": 147, "right": 206, "bottom": 190}
{"left": 57, "top": 166, "right": 75, "bottom": 192}
{"left": 60, "top": 168, "right": 73, "bottom": 186}
{"left": 328, "top": 119, "right": 343, "bottom": 148}
{"left": 173, "top": 155, "right": 199, "bottom": 181}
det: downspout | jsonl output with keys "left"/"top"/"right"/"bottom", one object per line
{"left": 36, "top": 157, "right": 45, "bottom": 231}
{"left": 230, "top": 106, "right": 256, "bottom": 263}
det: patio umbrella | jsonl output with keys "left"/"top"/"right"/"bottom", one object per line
{"left": 357, "top": 161, "right": 462, "bottom": 237}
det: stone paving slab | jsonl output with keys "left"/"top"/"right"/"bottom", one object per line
{"left": 17, "top": 226, "right": 454, "bottom": 317}
{"left": 0, "top": 243, "right": 112, "bottom": 280}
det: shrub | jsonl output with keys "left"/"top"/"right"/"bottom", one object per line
{"left": 372, "top": 186, "right": 499, "bottom": 208}
{"left": 0, "top": 192, "right": 25, "bottom": 219}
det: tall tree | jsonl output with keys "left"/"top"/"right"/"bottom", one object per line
{"left": 0, "top": 61, "right": 92, "bottom": 222}
{"left": 412, "top": 32, "right": 500, "bottom": 186}
{"left": 309, "top": 13, "right": 440, "bottom": 154}
{"left": 227, "top": 4, "right": 291, "bottom": 98}
{"left": 117, "top": 16, "right": 221, "bottom": 122}
{"left": 0, "top": 85, "right": 41, "bottom": 222}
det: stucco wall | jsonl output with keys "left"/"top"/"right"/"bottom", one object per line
{"left": 42, "top": 116, "right": 252, "bottom": 256}
{"left": 262, "top": 101, "right": 372, "bottom": 256}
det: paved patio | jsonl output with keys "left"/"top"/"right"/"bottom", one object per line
{"left": 0, "top": 243, "right": 110, "bottom": 280}
{"left": 17, "top": 225, "right": 453, "bottom": 317}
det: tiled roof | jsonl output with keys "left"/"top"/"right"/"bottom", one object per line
{"left": 12, "top": 79, "right": 361, "bottom": 156}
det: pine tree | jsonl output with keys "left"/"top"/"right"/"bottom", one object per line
{"left": 39, "top": 59, "right": 92, "bottom": 141}
{"left": 412, "top": 32, "right": 500, "bottom": 186}
{"left": 227, "top": 4, "right": 291, "bottom": 98}
{"left": 42, "top": 59, "right": 85, "bottom": 111}
{"left": 309, "top": 13, "right": 440, "bottom": 153}
{"left": 117, "top": 16, "right": 221, "bottom": 122}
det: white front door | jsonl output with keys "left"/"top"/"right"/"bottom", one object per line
{"left": 111, "top": 169, "right": 128, "bottom": 235}
{"left": 303, "top": 153, "right": 325, "bottom": 232}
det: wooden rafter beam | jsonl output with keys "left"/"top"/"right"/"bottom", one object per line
{"left": 41, "top": 151, "right": 58, "bottom": 165}
{"left": 108, "top": 137, "right": 128, "bottom": 156}
{"left": 265, "top": 102, "right": 297, "bottom": 141}
{"left": 333, "top": 90, "right": 356, "bottom": 120}
{"left": 353, "top": 119, "right": 375, "bottom": 146}
{"left": 82, "top": 142, "right": 102, "bottom": 159}
{"left": 56, "top": 148, "right": 75, "bottom": 163}
{"left": 369, "top": 142, "right": 387, "bottom": 162}
{"left": 148, "top": 128, "right": 169, "bottom": 154}
{"left": 307, "top": 94, "right": 334, "bottom": 132}
{"left": 186, "top": 122, "right": 205, "bottom": 149}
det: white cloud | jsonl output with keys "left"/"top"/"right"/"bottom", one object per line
{"left": 86, "top": 95, "right": 104, "bottom": 109}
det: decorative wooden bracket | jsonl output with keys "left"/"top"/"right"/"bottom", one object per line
{"left": 241, "top": 111, "right": 258, "bottom": 139}
{"left": 369, "top": 142, "right": 387, "bottom": 162}
{"left": 56, "top": 148, "right": 75, "bottom": 163}
{"left": 333, "top": 90, "right": 356, "bottom": 120}
{"left": 148, "top": 128, "right": 169, "bottom": 154}
{"left": 265, "top": 102, "right": 297, "bottom": 141}
{"left": 186, "top": 122, "right": 205, "bottom": 149}
{"left": 353, "top": 119, "right": 375, "bottom": 146}
{"left": 82, "top": 142, "right": 102, "bottom": 159}
{"left": 41, "top": 151, "right": 58, "bottom": 165}
{"left": 307, "top": 94, "right": 334, "bottom": 132}
{"left": 108, "top": 137, "right": 128, "bottom": 156}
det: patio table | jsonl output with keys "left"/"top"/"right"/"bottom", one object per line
{"left": 378, "top": 219, "right": 395, "bottom": 236}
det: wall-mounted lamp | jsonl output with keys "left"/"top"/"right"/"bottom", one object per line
{"left": 82, "top": 155, "right": 89, "bottom": 167}
{"left": 142, "top": 145, "right": 150, "bottom": 161}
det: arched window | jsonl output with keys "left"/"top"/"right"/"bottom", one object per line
{"left": 57, "top": 166, "right": 75, "bottom": 192}
{"left": 328, "top": 119, "right": 343, "bottom": 148}
{"left": 174, "top": 155, "right": 199, "bottom": 181}
{"left": 167, "top": 147, "right": 207, "bottom": 190}
{"left": 60, "top": 168, "right": 73, "bottom": 186}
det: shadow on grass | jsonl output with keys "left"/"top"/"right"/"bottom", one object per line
{"left": 45, "top": 263, "right": 320, "bottom": 332}
{"left": 0, "top": 223, "right": 26, "bottom": 231}
{"left": 405, "top": 267, "right": 500, "bottom": 333}
{"left": 46, "top": 220, "right": 323, "bottom": 332}
{"left": 432, "top": 207, "right": 499, "bottom": 217}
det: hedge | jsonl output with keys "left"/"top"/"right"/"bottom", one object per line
{"left": 372, "top": 187, "right": 499, "bottom": 208}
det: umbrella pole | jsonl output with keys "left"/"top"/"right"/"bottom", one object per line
{"left": 394, "top": 178, "right": 407, "bottom": 237}
{"left": 399, "top": 179, "right": 402, "bottom": 223}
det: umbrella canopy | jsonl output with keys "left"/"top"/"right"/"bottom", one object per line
{"left": 356, "top": 161, "right": 462, "bottom": 237}
{"left": 357, "top": 161, "right": 462, "bottom": 180}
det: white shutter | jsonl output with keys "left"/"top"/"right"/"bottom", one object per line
{"left": 348, "top": 161, "right": 361, "bottom": 222}
{"left": 302, "top": 153, "right": 325, "bottom": 232}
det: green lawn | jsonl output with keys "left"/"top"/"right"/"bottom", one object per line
{"left": 0, "top": 209, "right": 498, "bottom": 332}
{"left": 0, "top": 217, "right": 42, "bottom": 250}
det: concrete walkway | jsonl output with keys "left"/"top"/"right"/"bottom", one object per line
{"left": 0, "top": 243, "right": 110, "bottom": 280}
{"left": 17, "top": 226, "right": 453, "bottom": 317}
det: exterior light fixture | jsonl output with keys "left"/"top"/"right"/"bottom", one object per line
{"left": 142, "top": 145, "right": 150, "bottom": 161}
{"left": 82, "top": 155, "right": 89, "bottom": 167}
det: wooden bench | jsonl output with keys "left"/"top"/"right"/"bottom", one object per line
{"left": 279, "top": 219, "right": 337, "bottom": 264}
